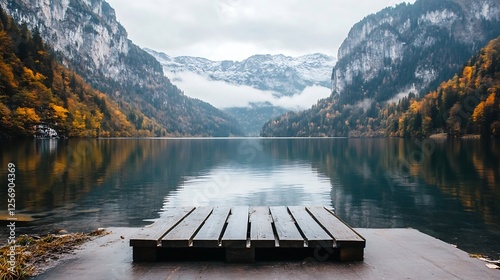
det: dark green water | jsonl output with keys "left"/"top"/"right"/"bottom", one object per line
{"left": 0, "top": 138, "right": 499, "bottom": 258}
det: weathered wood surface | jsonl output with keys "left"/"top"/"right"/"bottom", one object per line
{"left": 269, "top": 206, "right": 304, "bottom": 247}
{"left": 130, "top": 206, "right": 365, "bottom": 262}
{"left": 192, "top": 206, "right": 231, "bottom": 247}
{"left": 288, "top": 206, "right": 333, "bottom": 247}
{"left": 161, "top": 206, "right": 213, "bottom": 247}
{"left": 129, "top": 207, "right": 195, "bottom": 247}
{"left": 249, "top": 207, "right": 276, "bottom": 247}
{"left": 221, "top": 206, "right": 249, "bottom": 248}
{"left": 306, "top": 206, "right": 365, "bottom": 247}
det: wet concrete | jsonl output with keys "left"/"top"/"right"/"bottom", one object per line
{"left": 33, "top": 227, "right": 499, "bottom": 280}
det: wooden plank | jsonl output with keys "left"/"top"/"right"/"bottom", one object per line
{"left": 249, "top": 207, "right": 276, "bottom": 247}
{"left": 269, "top": 206, "right": 304, "bottom": 248}
{"left": 306, "top": 206, "right": 365, "bottom": 247}
{"left": 288, "top": 206, "right": 333, "bottom": 247}
{"left": 161, "top": 206, "right": 213, "bottom": 247}
{"left": 192, "top": 206, "right": 231, "bottom": 247}
{"left": 221, "top": 206, "right": 249, "bottom": 248}
{"left": 130, "top": 207, "right": 195, "bottom": 247}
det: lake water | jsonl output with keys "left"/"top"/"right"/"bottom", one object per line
{"left": 0, "top": 138, "right": 499, "bottom": 259}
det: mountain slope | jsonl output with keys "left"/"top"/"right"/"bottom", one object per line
{"left": 333, "top": 0, "right": 500, "bottom": 103}
{"left": 1, "top": 0, "right": 241, "bottom": 136}
{"left": 147, "top": 49, "right": 335, "bottom": 135}
{"left": 0, "top": 6, "right": 163, "bottom": 137}
{"left": 146, "top": 49, "right": 336, "bottom": 96}
{"left": 261, "top": 0, "right": 500, "bottom": 137}
{"left": 392, "top": 36, "right": 500, "bottom": 138}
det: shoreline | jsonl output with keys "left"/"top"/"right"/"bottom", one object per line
{"left": 0, "top": 134, "right": 494, "bottom": 140}
{"left": 0, "top": 229, "right": 108, "bottom": 279}
{"left": 4, "top": 227, "right": 497, "bottom": 279}
{"left": 429, "top": 133, "right": 482, "bottom": 139}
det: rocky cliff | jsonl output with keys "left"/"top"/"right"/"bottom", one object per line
{"left": 261, "top": 0, "right": 500, "bottom": 137}
{"left": 1, "top": 0, "right": 241, "bottom": 136}
{"left": 333, "top": 0, "right": 500, "bottom": 103}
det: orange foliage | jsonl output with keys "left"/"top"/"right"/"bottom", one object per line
{"left": 485, "top": 92, "right": 496, "bottom": 107}
{"left": 472, "top": 101, "right": 485, "bottom": 123}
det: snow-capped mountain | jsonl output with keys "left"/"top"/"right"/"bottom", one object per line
{"left": 146, "top": 49, "right": 336, "bottom": 135}
{"left": 146, "top": 49, "right": 336, "bottom": 97}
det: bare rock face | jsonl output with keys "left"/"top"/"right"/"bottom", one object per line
{"left": 261, "top": 0, "right": 500, "bottom": 137}
{"left": 332, "top": 0, "right": 500, "bottom": 102}
{"left": 1, "top": 0, "right": 242, "bottom": 136}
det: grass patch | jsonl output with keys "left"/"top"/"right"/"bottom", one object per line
{"left": 1, "top": 229, "right": 108, "bottom": 280}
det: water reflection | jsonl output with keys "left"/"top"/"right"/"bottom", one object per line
{"left": 259, "top": 138, "right": 500, "bottom": 257}
{"left": 168, "top": 164, "right": 331, "bottom": 207}
{"left": 0, "top": 138, "right": 498, "bottom": 258}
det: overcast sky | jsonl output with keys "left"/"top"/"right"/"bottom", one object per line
{"left": 106, "top": 0, "right": 416, "bottom": 61}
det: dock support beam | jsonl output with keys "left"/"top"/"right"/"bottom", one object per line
{"left": 133, "top": 247, "right": 158, "bottom": 262}
{"left": 226, "top": 248, "right": 255, "bottom": 263}
{"left": 338, "top": 247, "right": 364, "bottom": 261}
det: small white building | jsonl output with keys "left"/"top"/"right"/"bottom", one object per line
{"left": 34, "top": 124, "right": 59, "bottom": 138}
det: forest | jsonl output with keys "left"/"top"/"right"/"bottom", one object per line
{"left": 390, "top": 37, "right": 500, "bottom": 138}
{"left": 0, "top": 7, "right": 168, "bottom": 137}
{"left": 261, "top": 36, "right": 500, "bottom": 138}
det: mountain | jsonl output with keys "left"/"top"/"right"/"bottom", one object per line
{"left": 146, "top": 49, "right": 336, "bottom": 96}
{"left": 146, "top": 49, "right": 336, "bottom": 135}
{"left": 0, "top": 6, "right": 163, "bottom": 137}
{"left": 391, "top": 36, "right": 500, "bottom": 138}
{"left": 224, "top": 103, "right": 289, "bottom": 136}
{"left": 261, "top": 0, "right": 500, "bottom": 137}
{"left": 1, "top": 0, "right": 241, "bottom": 137}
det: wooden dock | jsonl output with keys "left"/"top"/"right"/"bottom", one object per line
{"left": 129, "top": 206, "right": 365, "bottom": 263}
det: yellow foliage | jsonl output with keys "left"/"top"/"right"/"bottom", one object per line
{"left": 71, "top": 110, "right": 86, "bottom": 130}
{"left": 14, "top": 107, "right": 40, "bottom": 123}
{"left": 0, "top": 102, "right": 11, "bottom": 126}
{"left": 0, "top": 60, "right": 17, "bottom": 89}
{"left": 22, "top": 67, "right": 35, "bottom": 81}
{"left": 462, "top": 66, "right": 473, "bottom": 82}
{"left": 472, "top": 101, "right": 485, "bottom": 123}
{"left": 409, "top": 100, "right": 421, "bottom": 113}
{"left": 51, "top": 103, "right": 69, "bottom": 121}
{"left": 485, "top": 92, "right": 496, "bottom": 107}
{"left": 34, "top": 72, "right": 46, "bottom": 83}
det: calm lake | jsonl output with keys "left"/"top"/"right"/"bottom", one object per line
{"left": 0, "top": 138, "right": 499, "bottom": 259}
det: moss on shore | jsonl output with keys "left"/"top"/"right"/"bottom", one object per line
{"left": 1, "top": 229, "right": 108, "bottom": 280}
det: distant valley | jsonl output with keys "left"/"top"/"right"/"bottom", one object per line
{"left": 146, "top": 49, "right": 336, "bottom": 136}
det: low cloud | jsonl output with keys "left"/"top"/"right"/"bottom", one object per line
{"left": 344, "top": 98, "right": 374, "bottom": 112}
{"left": 273, "top": 86, "right": 332, "bottom": 110}
{"left": 387, "top": 84, "right": 417, "bottom": 104}
{"left": 167, "top": 71, "right": 332, "bottom": 110}
{"left": 356, "top": 98, "right": 374, "bottom": 112}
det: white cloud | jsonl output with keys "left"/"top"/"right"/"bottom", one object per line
{"left": 106, "top": 0, "right": 416, "bottom": 61}
{"left": 356, "top": 98, "right": 374, "bottom": 112}
{"left": 387, "top": 84, "right": 417, "bottom": 104}
{"left": 273, "top": 86, "right": 331, "bottom": 110}
{"left": 166, "top": 71, "right": 331, "bottom": 110}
